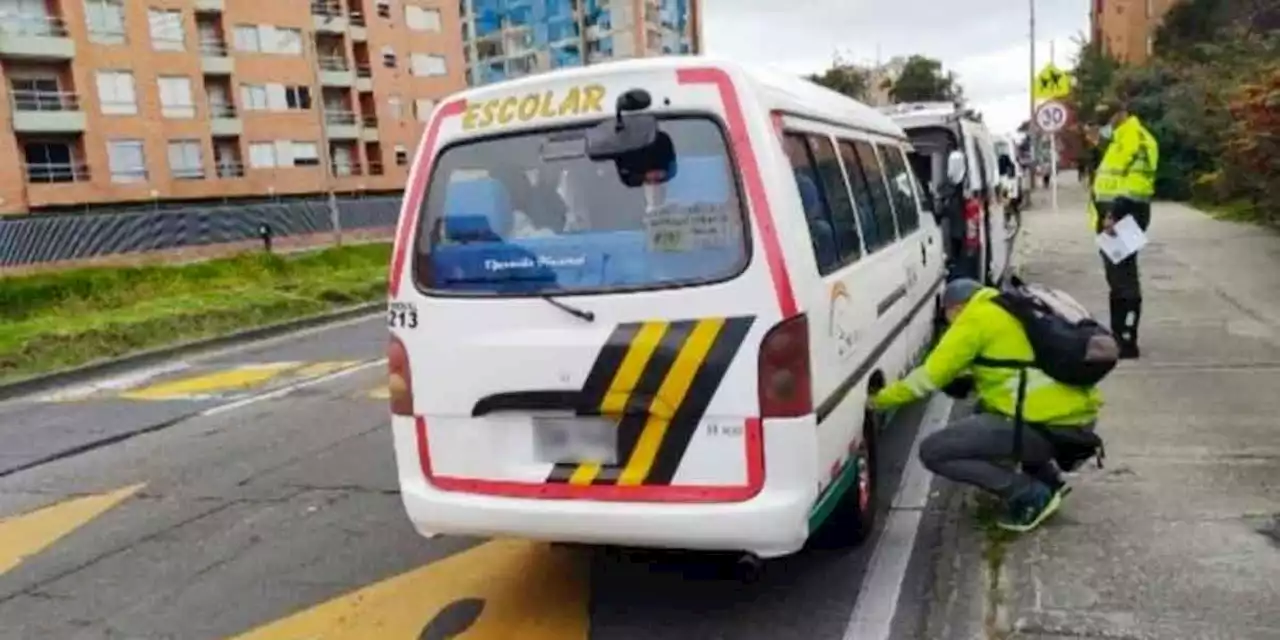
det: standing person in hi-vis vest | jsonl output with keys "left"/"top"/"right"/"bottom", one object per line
{"left": 1090, "top": 99, "right": 1160, "bottom": 359}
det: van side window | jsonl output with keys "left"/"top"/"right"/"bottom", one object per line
{"left": 878, "top": 143, "right": 921, "bottom": 235}
{"left": 837, "top": 140, "right": 890, "bottom": 253}
{"left": 851, "top": 140, "right": 900, "bottom": 246}
{"left": 806, "top": 135, "right": 863, "bottom": 264}
{"left": 783, "top": 133, "right": 840, "bottom": 274}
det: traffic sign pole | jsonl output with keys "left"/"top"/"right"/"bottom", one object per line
{"left": 1034, "top": 99, "right": 1069, "bottom": 214}
{"left": 1051, "top": 133, "right": 1059, "bottom": 213}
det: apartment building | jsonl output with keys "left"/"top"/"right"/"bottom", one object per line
{"left": 0, "top": 0, "right": 466, "bottom": 216}
{"left": 1091, "top": 0, "right": 1177, "bottom": 64}
{"left": 460, "top": 0, "right": 701, "bottom": 86}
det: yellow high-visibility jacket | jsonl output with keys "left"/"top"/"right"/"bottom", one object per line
{"left": 873, "top": 289, "right": 1102, "bottom": 427}
{"left": 1092, "top": 115, "right": 1159, "bottom": 204}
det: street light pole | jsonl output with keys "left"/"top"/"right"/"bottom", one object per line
{"left": 1028, "top": 0, "right": 1037, "bottom": 195}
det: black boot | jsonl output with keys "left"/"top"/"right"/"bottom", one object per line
{"left": 1110, "top": 296, "right": 1142, "bottom": 359}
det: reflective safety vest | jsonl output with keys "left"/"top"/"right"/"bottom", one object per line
{"left": 1093, "top": 116, "right": 1159, "bottom": 204}
{"left": 874, "top": 289, "right": 1103, "bottom": 426}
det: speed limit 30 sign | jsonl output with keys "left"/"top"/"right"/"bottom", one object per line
{"left": 1035, "top": 100, "right": 1069, "bottom": 132}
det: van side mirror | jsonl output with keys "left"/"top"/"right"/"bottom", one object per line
{"left": 945, "top": 150, "right": 967, "bottom": 186}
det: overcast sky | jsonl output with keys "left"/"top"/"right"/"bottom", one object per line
{"left": 701, "top": 0, "right": 1089, "bottom": 134}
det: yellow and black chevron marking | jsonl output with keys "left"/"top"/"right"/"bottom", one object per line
{"left": 545, "top": 316, "right": 755, "bottom": 487}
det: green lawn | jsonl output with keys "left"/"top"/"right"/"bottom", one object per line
{"left": 0, "top": 244, "right": 391, "bottom": 384}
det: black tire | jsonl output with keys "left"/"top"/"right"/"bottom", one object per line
{"left": 812, "top": 410, "right": 880, "bottom": 548}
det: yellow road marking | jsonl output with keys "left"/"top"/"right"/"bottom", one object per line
{"left": 229, "top": 539, "right": 588, "bottom": 640}
{"left": 293, "top": 361, "right": 361, "bottom": 378}
{"left": 120, "top": 363, "right": 301, "bottom": 401}
{"left": 618, "top": 318, "right": 725, "bottom": 486}
{"left": 0, "top": 484, "right": 145, "bottom": 575}
{"left": 568, "top": 462, "right": 602, "bottom": 486}
{"left": 368, "top": 385, "right": 390, "bottom": 400}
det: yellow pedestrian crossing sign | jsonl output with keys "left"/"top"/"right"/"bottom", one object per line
{"left": 1034, "top": 63, "right": 1072, "bottom": 101}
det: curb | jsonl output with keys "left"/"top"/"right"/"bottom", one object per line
{"left": 0, "top": 301, "right": 384, "bottom": 403}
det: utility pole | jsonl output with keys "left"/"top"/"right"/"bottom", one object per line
{"left": 1028, "top": 0, "right": 1037, "bottom": 194}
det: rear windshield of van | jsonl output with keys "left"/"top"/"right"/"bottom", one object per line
{"left": 412, "top": 117, "right": 749, "bottom": 296}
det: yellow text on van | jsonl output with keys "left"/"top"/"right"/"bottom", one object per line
{"left": 461, "top": 84, "right": 607, "bottom": 132}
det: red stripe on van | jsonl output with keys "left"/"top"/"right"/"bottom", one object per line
{"left": 389, "top": 99, "right": 468, "bottom": 297}
{"left": 416, "top": 416, "right": 764, "bottom": 502}
{"left": 677, "top": 67, "right": 798, "bottom": 318}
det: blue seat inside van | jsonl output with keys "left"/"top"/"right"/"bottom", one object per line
{"left": 430, "top": 159, "right": 743, "bottom": 293}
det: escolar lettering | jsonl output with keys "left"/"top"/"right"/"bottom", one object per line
{"left": 462, "top": 84, "right": 607, "bottom": 131}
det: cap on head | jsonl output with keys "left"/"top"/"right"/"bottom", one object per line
{"left": 942, "top": 277, "right": 983, "bottom": 309}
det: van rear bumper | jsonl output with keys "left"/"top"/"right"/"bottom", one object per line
{"left": 391, "top": 416, "right": 819, "bottom": 558}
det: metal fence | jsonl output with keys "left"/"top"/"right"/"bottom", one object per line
{"left": 0, "top": 196, "right": 403, "bottom": 268}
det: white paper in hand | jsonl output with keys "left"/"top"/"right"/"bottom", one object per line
{"left": 1095, "top": 214, "right": 1148, "bottom": 264}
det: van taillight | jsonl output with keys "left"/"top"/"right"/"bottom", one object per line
{"left": 963, "top": 197, "right": 982, "bottom": 251}
{"left": 758, "top": 314, "right": 812, "bottom": 419}
{"left": 388, "top": 335, "right": 414, "bottom": 416}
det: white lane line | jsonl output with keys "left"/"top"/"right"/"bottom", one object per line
{"left": 842, "top": 393, "right": 954, "bottom": 640}
{"left": 199, "top": 358, "right": 388, "bottom": 418}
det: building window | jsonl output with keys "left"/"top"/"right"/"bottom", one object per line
{"left": 168, "top": 140, "right": 205, "bottom": 179}
{"left": 147, "top": 9, "right": 186, "bottom": 51}
{"left": 414, "top": 98, "right": 435, "bottom": 122}
{"left": 376, "top": 0, "right": 392, "bottom": 19}
{"left": 240, "top": 84, "right": 268, "bottom": 111}
{"left": 394, "top": 144, "right": 408, "bottom": 166}
{"left": 157, "top": 76, "right": 195, "bottom": 118}
{"left": 382, "top": 46, "right": 397, "bottom": 68}
{"left": 388, "top": 94, "right": 403, "bottom": 119}
{"left": 248, "top": 142, "right": 277, "bottom": 168}
{"left": 285, "top": 85, "right": 313, "bottom": 110}
{"left": 107, "top": 140, "right": 148, "bottom": 183}
{"left": 273, "top": 27, "right": 303, "bottom": 55}
{"left": 410, "top": 54, "right": 447, "bottom": 77}
{"left": 405, "top": 6, "right": 442, "bottom": 31}
{"left": 233, "top": 24, "right": 260, "bottom": 51}
{"left": 23, "top": 141, "right": 79, "bottom": 183}
{"left": 85, "top": 0, "right": 126, "bottom": 44}
{"left": 291, "top": 141, "right": 320, "bottom": 166}
{"left": 95, "top": 70, "right": 137, "bottom": 115}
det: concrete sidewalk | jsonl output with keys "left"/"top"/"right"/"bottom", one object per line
{"left": 917, "top": 179, "right": 1280, "bottom": 639}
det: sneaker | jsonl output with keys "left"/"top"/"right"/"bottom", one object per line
{"left": 996, "top": 482, "right": 1063, "bottom": 533}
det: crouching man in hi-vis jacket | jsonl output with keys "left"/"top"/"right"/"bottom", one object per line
{"left": 871, "top": 279, "right": 1103, "bottom": 532}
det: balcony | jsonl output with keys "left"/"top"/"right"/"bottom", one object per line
{"left": 209, "top": 103, "right": 242, "bottom": 136}
{"left": 11, "top": 90, "right": 86, "bottom": 132}
{"left": 324, "top": 109, "right": 360, "bottom": 139}
{"left": 355, "top": 63, "right": 373, "bottom": 92}
{"left": 361, "top": 115, "right": 380, "bottom": 142}
{"left": 216, "top": 162, "right": 245, "bottom": 179}
{"left": 317, "top": 55, "right": 355, "bottom": 87}
{"left": 349, "top": 11, "right": 368, "bottom": 41}
{"left": 24, "top": 161, "right": 90, "bottom": 184}
{"left": 199, "top": 40, "right": 234, "bottom": 74}
{"left": 331, "top": 161, "right": 361, "bottom": 177}
{"left": 367, "top": 161, "right": 385, "bottom": 176}
{"left": 0, "top": 15, "right": 75, "bottom": 59}
{"left": 311, "top": 1, "right": 348, "bottom": 33}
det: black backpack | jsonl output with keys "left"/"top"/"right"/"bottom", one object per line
{"left": 975, "top": 275, "right": 1115, "bottom": 470}
{"left": 980, "top": 275, "right": 1120, "bottom": 387}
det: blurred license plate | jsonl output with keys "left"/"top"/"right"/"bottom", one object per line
{"left": 533, "top": 417, "right": 617, "bottom": 465}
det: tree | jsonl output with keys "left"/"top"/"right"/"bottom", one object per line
{"left": 886, "top": 55, "right": 964, "bottom": 103}
{"left": 807, "top": 55, "right": 871, "bottom": 101}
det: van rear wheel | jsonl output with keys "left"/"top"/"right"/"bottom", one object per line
{"left": 813, "top": 410, "right": 880, "bottom": 548}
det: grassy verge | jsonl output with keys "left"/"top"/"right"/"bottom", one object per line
{"left": 0, "top": 244, "right": 391, "bottom": 384}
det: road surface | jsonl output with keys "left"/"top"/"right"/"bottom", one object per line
{"left": 0, "top": 312, "right": 950, "bottom": 639}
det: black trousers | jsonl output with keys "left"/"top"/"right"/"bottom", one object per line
{"left": 1095, "top": 199, "right": 1151, "bottom": 300}
{"left": 1096, "top": 199, "right": 1151, "bottom": 348}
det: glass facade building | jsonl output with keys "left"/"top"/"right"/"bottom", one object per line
{"left": 461, "top": 0, "right": 700, "bottom": 86}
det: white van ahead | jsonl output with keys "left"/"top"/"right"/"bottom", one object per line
{"left": 882, "top": 102, "right": 1014, "bottom": 286}
{"left": 387, "top": 57, "right": 946, "bottom": 559}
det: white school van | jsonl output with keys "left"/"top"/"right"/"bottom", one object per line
{"left": 387, "top": 57, "right": 946, "bottom": 559}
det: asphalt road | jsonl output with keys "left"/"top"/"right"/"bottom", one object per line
{"left": 0, "top": 314, "right": 944, "bottom": 640}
